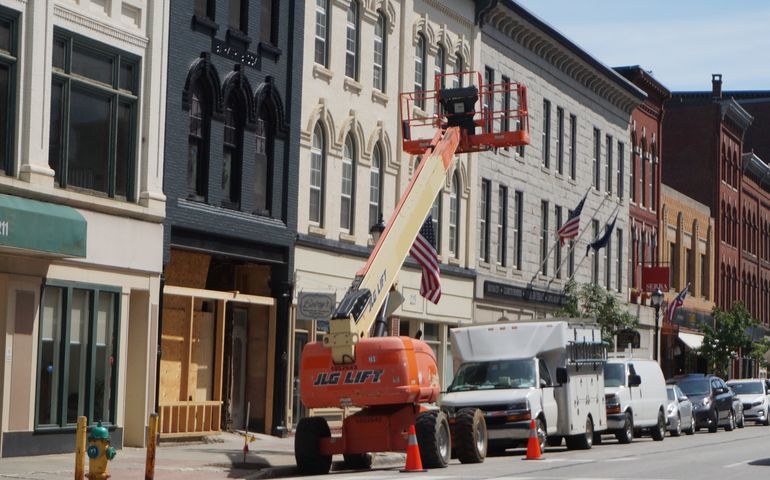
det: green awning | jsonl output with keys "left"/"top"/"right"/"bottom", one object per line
{"left": 0, "top": 193, "right": 86, "bottom": 257}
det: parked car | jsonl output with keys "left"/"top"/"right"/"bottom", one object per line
{"left": 667, "top": 374, "right": 736, "bottom": 433}
{"left": 727, "top": 379, "right": 770, "bottom": 426}
{"left": 666, "top": 385, "right": 695, "bottom": 436}
{"left": 602, "top": 358, "right": 668, "bottom": 443}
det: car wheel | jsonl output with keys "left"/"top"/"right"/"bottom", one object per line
{"left": 615, "top": 413, "right": 634, "bottom": 444}
{"left": 566, "top": 416, "right": 593, "bottom": 450}
{"left": 737, "top": 410, "right": 745, "bottom": 428}
{"left": 724, "top": 410, "right": 735, "bottom": 432}
{"left": 671, "top": 414, "right": 682, "bottom": 437}
{"left": 685, "top": 414, "right": 695, "bottom": 435}
{"left": 764, "top": 409, "right": 770, "bottom": 426}
{"left": 651, "top": 410, "right": 666, "bottom": 441}
{"left": 708, "top": 409, "right": 718, "bottom": 433}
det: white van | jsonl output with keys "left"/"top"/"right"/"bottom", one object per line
{"left": 601, "top": 357, "right": 668, "bottom": 443}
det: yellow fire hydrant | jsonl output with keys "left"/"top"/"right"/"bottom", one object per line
{"left": 86, "top": 422, "right": 116, "bottom": 479}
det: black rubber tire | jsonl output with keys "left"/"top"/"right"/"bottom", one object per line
{"left": 737, "top": 410, "right": 745, "bottom": 428}
{"left": 416, "top": 411, "right": 451, "bottom": 469}
{"left": 651, "top": 410, "right": 666, "bottom": 441}
{"left": 708, "top": 410, "right": 718, "bottom": 433}
{"left": 546, "top": 436, "right": 562, "bottom": 447}
{"left": 295, "top": 417, "right": 332, "bottom": 475}
{"left": 343, "top": 453, "right": 372, "bottom": 470}
{"left": 724, "top": 410, "right": 735, "bottom": 432}
{"left": 670, "top": 414, "right": 682, "bottom": 437}
{"left": 764, "top": 409, "right": 770, "bottom": 426}
{"left": 615, "top": 413, "right": 634, "bottom": 444}
{"left": 592, "top": 432, "right": 603, "bottom": 445}
{"left": 566, "top": 416, "right": 593, "bottom": 450}
{"left": 685, "top": 414, "right": 695, "bottom": 435}
{"left": 454, "top": 408, "right": 487, "bottom": 464}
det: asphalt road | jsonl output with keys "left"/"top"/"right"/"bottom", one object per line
{"left": 295, "top": 422, "right": 770, "bottom": 480}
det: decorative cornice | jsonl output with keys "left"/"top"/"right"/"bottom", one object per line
{"left": 720, "top": 98, "right": 753, "bottom": 134}
{"left": 53, "top": 4, "right": 148, "bottom": 49}
{"left": 423, "top": 0, "right": 475, "bottom": 29}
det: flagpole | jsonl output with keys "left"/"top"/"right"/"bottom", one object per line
{"left": 566, "top": 203, "right": 621, "bottom": 285}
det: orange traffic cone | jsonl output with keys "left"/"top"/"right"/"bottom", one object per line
{"left": 400, "top": 424, "right": 427, "bottom": 472}
{"left": 524, "top": 419, "right": 543, "bottom": 460}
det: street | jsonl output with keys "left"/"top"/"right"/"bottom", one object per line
{"left": 297, "top": 424, "right": 770, "bottom": 480}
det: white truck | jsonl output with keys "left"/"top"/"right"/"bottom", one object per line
{"left": 440, "top": 320, "right": 607, "bottom": 453}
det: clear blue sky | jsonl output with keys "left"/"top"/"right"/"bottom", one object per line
{"left": 515, "top": 0, "right": 770, "bottom": 92}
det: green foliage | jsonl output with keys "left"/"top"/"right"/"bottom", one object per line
{"left": 558, "top": 279, "right": 638, "bottom": 345}
{"left": 700, "top": 302, "right": 757, "bottom": 378}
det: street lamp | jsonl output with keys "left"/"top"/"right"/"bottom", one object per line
{"left": 369, "top": 214, "right": 386, "bottom": 243}
{"left": 651, "top": 288, "right": 664, "bottom": 362}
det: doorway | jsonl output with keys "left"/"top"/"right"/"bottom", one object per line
{"left": 229, "top": 307, "right": 248, "bottom": 430}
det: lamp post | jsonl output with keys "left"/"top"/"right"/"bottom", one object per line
{"left": 651, "top": 288, "right": 664, "bottom": 362}
{"left": 369, "top": 214, "right": 386, "bottom": 243}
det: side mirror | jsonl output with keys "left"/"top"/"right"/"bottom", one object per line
{"left": 628, "top": 374, "right": 642, "bottom": 387}
{"left": 766, "top": 389, "right": 770, "bottom": 394}
{"left": 679, "top": 395, "right": 689, "bottom": 402}
{"left": 715, "top": 387, "right": 727, "bottom": 394}
{"left": 556, "top": 367, "right": 568, "bottom": 385}
{"left": 540, "top": 378, "right": 548, "bottom": 388}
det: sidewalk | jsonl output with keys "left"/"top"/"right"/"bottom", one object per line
{"left": 0, "top": 432, "right": 405, "bottom": 479}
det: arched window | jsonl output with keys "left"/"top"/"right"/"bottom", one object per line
{"left": 373, "top": 11, "right": 386, "bottom": 91}
{"left": 449, "top": 171, "right": 460, "bottom": 258}
{"left": 434, "top": 44, "right": 445, "bottom": 89}
{"left": 369, "top": 143, "right": 383, "bottom": 228}
{"left": 454, "top": 52, "right": 464, "bottom": 87}
{"left": 188, "top": 85, "right": 210, "bottom": 200}
{"left": 222, "top": 97, "right": 245, "bottom": 207}
{"left": 414, "top": 33, "right": 426, "bottom": 109}
{"left": 309, "top": 124, "right": 325, "bottom": 225}
{"left": 254, "top": 110, "right": 273, "bottom": 214}
{"left": 341, "top": 134, "right": 356, "bottom": 232}
{"left": 345, "top": 0, "right": 359, "bottom": 79}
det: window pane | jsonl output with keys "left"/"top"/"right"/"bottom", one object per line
{"left": 423, "top": 322, "right": 439, "bottom": 341}
{"left": 67, "top": 88, "right": 111, "bottom": 193}
{"left": 228, "top": 0, "right": 241, "bottom": 30}
{"left": 115, "top": 102, "right": 132, "bottom": 198}
{"left": 345, "top": 1, "right": 357, "bottom": 79}
{"left": 72, "top": 45, "right": 113, "bottom": 85}
{"left": 373, "top": 14, "right": 385, "bottom": 91}
{"left": 309, "top": 126, "right": 324, "bottom": 223}
{"left": 119, "top": 62, "right": 134, "bottom": 93}
{"left": 260, "top": 0, "right": 273, "bottom": 43}
{"left": 369, "top": 146, "right": 381, "bottom": 228}
{"left": 48, "top": 82, "right": 64, "bottom": 184}
{"left": 0, "top": 64, "right": 8, "bottom": 170}
{"left": 94, "top": 292, "right": 116, "bottom": 424}
{"left": 38, "top": 287, "right": 63, "bottom": 426}
{"left": 255, "top": 118, "right": 269, "bottom": 212}
{"left": 314, "top": 0, "right": 328, "bottom": 65}
{"left": 194, "top": 0, "right": 208, "bottom": 18}
{"left": 67, "top": 289, "right": 91, "bottom": 424}
{"left": 341, "top": 137, "right": 354, "bottom": 230}
{"left": 52, "top": 38, "right": 65, "bottom": 70}
{"left": 0, "top": 18, "right": 10, "bottom": 53}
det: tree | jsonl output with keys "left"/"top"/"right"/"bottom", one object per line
{"left": 699, "top": 302, "right": 756, "bottom": 378}
{"left": 558, "top": 279, "right": 638, "bottom": 345}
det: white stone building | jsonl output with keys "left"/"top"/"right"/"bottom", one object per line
{"left": 290, "top": 0, "right": 479, "bottom": 426}
{"left": 472, "top": 3, "right": 645, "bottom": 328}
{"left": 0, "top": 0, "right": 167, "bottom": 456}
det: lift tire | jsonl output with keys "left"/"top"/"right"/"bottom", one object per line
{"left": 454, "top": 408, "right": 487, "bottom": 464}
{"left": 295, "top": 417, "right": 332, "bottom": 475}
{"left": 343, "top": 453, "right": 373, "bottom": 470}
{"left": 416, "top": 411, "right": 451, "bottom": 468}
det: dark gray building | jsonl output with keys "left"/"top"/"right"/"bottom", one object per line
{"left": 159, "top": 0, "right": 303, "bottom": 438}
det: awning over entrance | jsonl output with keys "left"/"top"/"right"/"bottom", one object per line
{"left": 678, "top": 332, "right": 704, "bottom": 350}
{"left": 0, "top": 194, "right": 86, "bottom": 257}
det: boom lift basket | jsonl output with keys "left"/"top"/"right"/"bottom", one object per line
{"left": 400, "top": 71, "right": 530, "bottom": 155}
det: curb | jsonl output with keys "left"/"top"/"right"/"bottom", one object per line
{"left": 247, "top": 452, "right": 406, "bottom": 479}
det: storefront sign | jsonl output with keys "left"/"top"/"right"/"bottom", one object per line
{"left": 483, "top": 281, "right": 566, "bottom": 306}
{"left": 642, "top": 267, "right": 669, "bottom": 292}
{"left": 671, "top": 308, "right": 713, "bottom": 331}
{"left": 297, "top": 292, "right": 336, "bottom": 321}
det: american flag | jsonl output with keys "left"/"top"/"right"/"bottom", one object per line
{"left": 410, "top": 214, "right": 441, "bottom": 304}
{"left": 665, "top": 284, "right": 689, "bottom": 324}
{"left": 557, "top": 193, "right": 587, "bottom": 245}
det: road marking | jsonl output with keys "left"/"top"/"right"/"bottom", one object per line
{"left": 724, "top": 460, "right": 750, "bottom": 468}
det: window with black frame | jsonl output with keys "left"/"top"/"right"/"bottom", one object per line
{"left": 0, "top": 8, "right": 17, "bottom": 174}
{"left": 36, "top": 284, "right": 120, "bottom": 429}
{"left": 48, "top": 30, "right": 138, "bottom": 200}
{"left": 222, "top": 100, "right": 244, "bottom": 208}
{"left": 254, "top": 113, "right": 273, "bottom": 215}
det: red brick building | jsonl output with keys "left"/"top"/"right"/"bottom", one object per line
{"left": 615, "top": 66, "right": 671, "bottom": 295}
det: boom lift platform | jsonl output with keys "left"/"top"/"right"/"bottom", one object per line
{"left": 295, "top": 71, "right": 530, "bottom": 475}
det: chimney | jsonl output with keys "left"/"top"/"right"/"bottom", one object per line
{"left": 712, "top": 74, "right": 722, "bottom": 99}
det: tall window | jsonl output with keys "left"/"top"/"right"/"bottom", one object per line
{"left": 414, "top": 34, "right": 426, "bottom": 109}
{"left": 616, "top": 229, "right": 623, "bottom": 292}
{"left": 228, "top": 0, "right": 247, "bottom": 33}
{"left": 556, "top": 107, "right": 564, "bottom": 175}
{"left": 480, "top": 179, "right": 490, "bottom": 262}
{"left": 431, "top": 195, "right": 442, "bottom": 254}
{"left": 568, "top": 235, "right": 575, "bottom": 278}
{"left": 449, "top": 172, "right": 460, "bottom": 258}
{"left": 555, "top": 205, "right": 562, "bottom": 278}
{"left": 605, "top": 135, "right": 613, "bottom": 194}
{"left": 309, "top": 125, "right": 325, "bottom": 225}
{"left": 434, "top": 44, "right": 445, "bottom": 90}
{"left": 631, "top": 145, "right": 637, "bottom": 202}
{"left": 341, "top": 134, "right": 356, "bottom": 232}
{"left": 501, "top": 76, "right": 511, "bottom": 136}
{"left": 701, "top": 253, "right": 708, "bottom": 299}
{"left": 484, "top": 67, "right": 494, "bottom": 133}
{"left": 49, "top": 32, "right": 138, "bottom": 200}
{"left": 617, "top": 141, "right": 624, "bottom": 199}
{"left": 345, "top": 1, "right": 359, "bottom": 79}
{"left": 605, "top": 226, "right": 612, "bottom": 288}
{"left": 194, "top": 0, "right": 213, "bottom": 19}
{"left": 591, "top": 220, "right": 600, "bottom": 284}
{"left": 373, "top": 12, "right": 386, "bottom": 91}
{"left": 569, "top": 114, "right": 577, "bottom": 180}
{"left": 497, "top": 186, "right": 508, "bottom": 266}
{"left": 254, "top": 113, "right": 272, "bottom": 215}
{"left": 0, "top": 9, "right": 17, "bottom": 173}
{"left": 260, "top": 0, "right": 277, "bottom": 45}
{"left": 513, "top": 191, "right": 523, "bottom": 270}
{"left": 186, "top": 88, "right": 209, "bottom": 200}
{"left": 650, "top": 156, "right": 657, "bottom": 211}
{"left": 540, "top": 200, "right": 549, "bottom": 275}
{"left": 369, "top": 143, "right": 383, "bottom": 228}
{"left": 314, "top": 0, "right": 329, "bottom": 66}
{"left": 542, "top": 99, "right": 551, "bottom": 168}
{"left": 222, "top": 101, "right": 244, "bottom": 207}
{"left": 592, "top": 128, "right": 601, "bottom": 189}
{"left": 669, "top": 242, "right": 678, "bottom": 289}
{"left": 37, "top": 284, "right": 119, "bottom": 428}
{"left": 453, "top": 52, "right": 464, "bottom": 87}
{"left": 641, "top": 141, "right": 647, "bottom": 207}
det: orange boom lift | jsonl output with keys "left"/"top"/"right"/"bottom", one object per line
{"left": 295, "top": 72, "right": 530, "bottom": 474}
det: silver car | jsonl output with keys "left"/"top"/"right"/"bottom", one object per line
{"left": 666, "top": 385, "right": 695, "bottom": 436}
{"left": 727, "top": 379, "right": 770, "bottom": 426}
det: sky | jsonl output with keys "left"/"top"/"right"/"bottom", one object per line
{"left": 514, "top": 0, "right": 770, "bottom": 92}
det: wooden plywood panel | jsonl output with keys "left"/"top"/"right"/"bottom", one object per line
{"left": 191, "top": 311, "right": 215, "bottom": 402}
{"left": 166, "top": 250, "right": 211, "bottom": 288}
{"left": 159, "top": 306, "right": 187, "bottom": 403}
{"left": 246, "top": 305, "right": 269, "bottom": 432}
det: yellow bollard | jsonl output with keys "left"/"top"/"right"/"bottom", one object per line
{"left": 145, "top": 413, "right": 159, "bottom": 480}
{"left": 75, "top": 416, "right": 87, "bottom": 480}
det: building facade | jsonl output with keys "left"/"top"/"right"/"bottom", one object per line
{"left": 160, "top": 0, "right": 303, "bottom": 438}
{"left": 0, "top": 0, "right": 167, "bottom": 456}
{"left": 290, "top": 0, "right": 479, "bottom": 427}
{"left": 658, "top": 184, "right": 715, "bottom": 377}
{"left": 473, "top": 2, "right": 644, "bottom": 340}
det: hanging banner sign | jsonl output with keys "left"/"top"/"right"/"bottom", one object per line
{"left": 642, "top": 267, "right": 669, "bottom": 292}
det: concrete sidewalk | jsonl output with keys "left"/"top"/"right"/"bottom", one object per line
{"left": 0, "top": 432, "right": 405, "bottom": 479}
